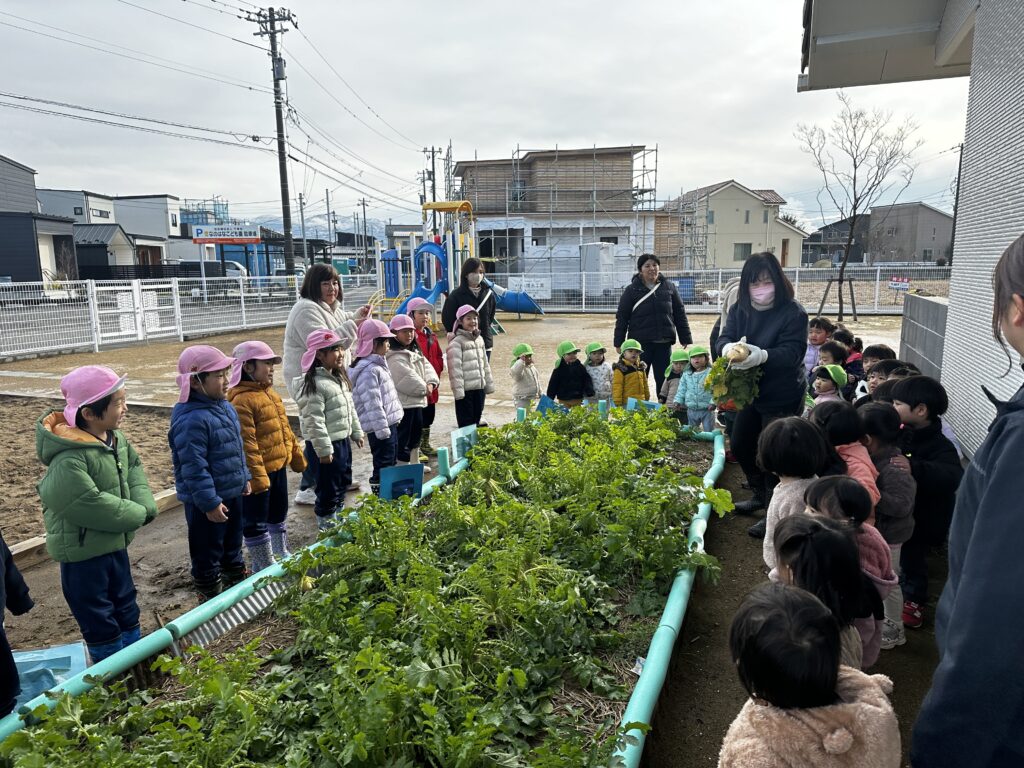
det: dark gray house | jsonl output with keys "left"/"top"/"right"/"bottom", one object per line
{"left": 0, "top": 155, "right": 76, "bottom": 282}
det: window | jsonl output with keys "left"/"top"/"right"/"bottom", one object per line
{"left": 744, "top": 210, "right": 750, "bottom": 225}
{"left": 922, "top": 248, "right": 934, "bottom": 260}
{"left": 90, "top": 208, "right": 110, "bottom": 219}
{"left": 599, "top": 236, "right": 618, "bottom": 245}
{"left": 73, "top": 206, "right": 83, "bottom": 215}
{"left": 707, "top": 209, "right": 715, "bottom": 224}
{"left": 171, "top": 213, "right": 178, "bottom": 227}
{"left": 763, "top": 209, "right": 769, "bottom": 224}
{"left": 733, "top": 243, "right": 752, "bottom": 261}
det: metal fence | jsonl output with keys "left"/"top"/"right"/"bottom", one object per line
{"left": 0, "top": 276, "right": 376, "bottom": 359}
{"left": 487, "top": 265, "right": 952, "bottom": 315}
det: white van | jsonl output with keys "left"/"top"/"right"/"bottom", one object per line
{"left": 176, "top": 259, "right": 248, "bottom": 279}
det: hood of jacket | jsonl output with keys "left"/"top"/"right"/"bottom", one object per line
{"left": 983, "top": 377, "right": 1024, "bottom": 427}
{"left": 349, "top": 355, "right": 387, "bottom": 387}
{"left": 857, "top": 525, "right": 898, "bottom": 587}
{"left": 37, "top": 409, "right": 114, "bottom": 465}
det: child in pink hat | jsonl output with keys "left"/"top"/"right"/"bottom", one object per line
{"left": 349, "top": 319, "right": 404, "bottom": 495}
{"left": 169, "top": 345, "right": 252, "bottom": 600}
{"left": 35, "top": 365, "right": 157, "bottom": 662}
{"left": 227, "top": 341, "right": 306, "bottom": 568}
{"left": 446, "top": 305, "right": 494, "bottom": 427}
{"left": 387, "top": 314, "right": 439, "bottom": 473}
{"left": 408, "top": 297, "right": 444, "bottom": 456}
{"left": 292, "top": 329, "right": 364, "bottom": 529}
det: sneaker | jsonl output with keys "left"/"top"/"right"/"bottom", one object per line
{"left": 725, "top": 450, "right": 738, "bottom": 464}
{"left": 902, "top": 600, "right": 924, "bottom": 629}
{"left": 422, "top": 463, "right": 433, "bottom": 475}
{"left": 294, "top": 488, "right": 316, "bottom": 505}
{"left": 880, "top": 618, "right": 906, "bottom": 649}
{"left": 346, "top": 482, "right": 362, "bottom": 493}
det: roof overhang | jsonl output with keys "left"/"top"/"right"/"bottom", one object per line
{"left": 798, "top": 0, "right": 975, "bottom": 92}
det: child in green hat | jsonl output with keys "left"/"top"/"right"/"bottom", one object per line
{"left": 612, "top": 339, "right": 650, "bottom": 408}
{"left": 675, "top": 345, "right": 716, "bottom": 431}
{"left": 510, "top": 342, "right": 541, "bottom": 411}
{"left": 584, "top": 342, "right": 613, "bottom": 405}
{"left": 546, "top": 340, "right": 595, "bottom": 408}
{"left": 811, "top": 364, "right": 848, "bottom": 407}
{"left": 660, "top": 348, "right": 690, "bottom": 423}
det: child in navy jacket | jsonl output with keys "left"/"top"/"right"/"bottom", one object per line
{"left": 169, "top": 346, "right": 252, "bottom": 601}
{"left": 1, "top": 529, "right": 32, "bottom": 716}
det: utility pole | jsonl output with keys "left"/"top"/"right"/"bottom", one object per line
{"left": 324, "top": 187, "right": 333, "bottom": 253}
{"left": 949, "top": 142, "right": 964, "bottom": 266}
{"left": 298, "top": 192, "right": 307, "bottom": 266}
{"left": 247, "top": 7, "right": 297, "bottom": 274}
{"left": 360, "top": 198, "right": 369, "bottom": 270}
{"left": 424, "top": 146, "right": 438, "bottom": 233}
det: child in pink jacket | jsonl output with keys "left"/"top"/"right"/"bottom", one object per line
{"left": 719, "top": 583, "right": 900, "bottom": 768}
{"left": 810, "top": 400, "right": 881, "bottom": 520}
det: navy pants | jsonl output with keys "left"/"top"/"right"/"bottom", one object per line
{"left": 242, "top": 467, "right": 289, "bottom": 538}
{"left": 639, "top": 341, "right": 673, "bottom": 397}
{"left": 367, "top": 425, "right": 398, "bottom": 486}
{"left": 732, "top": 398, "right": 804, "bottom": 501}
{"left": 308, "top": 439, "right": 351, "bottom": 518}
{"left": 184, "top": 496, "right": 245, "bottom": 584}
{"left": 0, "top": 629, "right": 19, "bottom": 717}
{"left": 60, "top": 550, "right": 140, "bottom": 647}
{"left": 423, "top": 402, "right": 436, "bottom": 428}
{"left": 455, "top": 390, "right": 486, "bottom": 427}
{"left": 396, "top": 407, "right": 425, "bottom": 462}
{"left": 900, "top": 532, "right": 931, "bottom": 605}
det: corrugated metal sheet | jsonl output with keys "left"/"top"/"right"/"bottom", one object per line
{"left": 74, "top": 223, "right": 127, "bottom": 245}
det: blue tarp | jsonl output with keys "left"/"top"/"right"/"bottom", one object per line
{"left": 13, "top": 641, "right": 89, "bottom": 708}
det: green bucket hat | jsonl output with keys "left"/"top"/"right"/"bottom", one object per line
{"left": 620, "top": 339, "right": 643, "bottom": 354}
{"left": 511, "top": 342, "right": 534, "bottom": 367}
{"left": 687, "top": 345, "right": 709, "bottom": 358}
{"left": 555, "top": 340, "right": 580, "bottom": 367}
{"left": 665, "top": 348, "right": 691, "bottom": 377}
{"left": 817, "top": 363, "right": 848, "bottom": 388}
{"left": 584, "top": 342, "right": 606, "bottom": 356}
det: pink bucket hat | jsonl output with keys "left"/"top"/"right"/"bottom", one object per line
{"left": 455, "top": 304, "right": 479, "bottom": 329}
{"left": 406, "top": 297, "right": 432, "bottom": 314}
{"left": 228, "top": 341, "right": 282, "bottom": 388}
{"left": 388, "top": 314, "right": 415, "bottom": 333}
{"left": 301, "top": 329, "right": 345, "bottom": 372}
{"left": 354, "top": 318, "right": 396, "bottom": 358}
{"left": 60, "top": 365, "right": 126, "bottom": 426}
{"left": 175, "top": 345, "right": 236, "bottom": 403}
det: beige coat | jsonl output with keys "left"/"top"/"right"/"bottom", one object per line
{"left": 386, "top": 346, "right": 440, "bottom": 409}
{"left": 446, "top": 329, "right": 494, "bottom": 400}
{"left": 718, "top": 667, "right": 900, "bottom": 768}
{"left": 509, "top": 358, "right": 542, "bottom": 401}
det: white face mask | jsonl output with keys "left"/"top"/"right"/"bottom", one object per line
{"left": 468, "top": 272, "right": 483, "bottom": 287}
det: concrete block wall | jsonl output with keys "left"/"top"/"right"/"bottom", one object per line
{"left": 900, "top": 295, "right": 947, "bottom": 380}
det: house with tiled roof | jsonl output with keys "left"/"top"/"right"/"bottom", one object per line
{"left": 658, "top": 180, "right": 807, "bottom": 269}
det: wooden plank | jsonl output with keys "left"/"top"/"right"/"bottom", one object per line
{"left": 154, "top": 488, "right": 181, "bottom": 515}
{"left": 10, "top": 535, "right": 47, "bottom": 569}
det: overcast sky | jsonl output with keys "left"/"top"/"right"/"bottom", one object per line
{"left": 2, "top": 0, "right": 970, "bottom": 234}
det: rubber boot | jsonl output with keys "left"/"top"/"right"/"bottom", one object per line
{"left": 268, "top": 522, "right": 291, "bottom": 559}
{"left": 121, "top": 625, "right": 142, "bottom": 649}
{"left": 87, "top": 637, "right": 124, "bottom": 664}
{"left": 420, "top": 427, "right": 437, "bottom": 457}
{"left": 194, "top": 574, "right": 222, "bottom": 604}
{"left": 370, "top": 482, "right": 381, "bottom": 497}
{"left": 244, "top": 533, "right": 275, "bottom": 574}
{"left": 747, "top": 517, "right": 768, "bottom": 539}
{"left": 733, "top": 496, "right": 766, "bottom": 515}
{"left": 221, "top": 562, "right": 249, "bottom": 589}
{"left": 316, "top": 512, "right": 338, "bottom": 532}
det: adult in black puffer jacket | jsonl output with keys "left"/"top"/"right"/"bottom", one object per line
{"left": 614, "top": 254, "right": 692, "bottom": 393}
{"left": 442, "top": 257, "right": 497, "bottom": 353}
{"left": 714, "top": 252, "right": 807, "bottom": 515}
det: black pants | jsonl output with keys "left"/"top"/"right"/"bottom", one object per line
{"left": 900, "top": 532, "right": 931, "bottom": 605}
{"left": 639, "top": 341, "right": 673, "bottom": 395}
{"left": 423, "top": 402, "right": 436, "bottom": 428}
{"left": 455, "top": 389, "right": 487, "bottom": 427}
{"left": 241, "top": 466, "right": 289, "bottom": 538}
{"left": 0, "top": 629, "right": 18, "bottom": 717}
{"left": 59, "top": 550, "right": 140, "bottom": 646}
{"left": 308, "top": 439, "right": 351, "bottom": 518}
{"left": 732, "top": 399, "right": 803, "bottom": 500}
{"left": 367, "top": 425, "right": 398, "bottom": 485}
{"left": 184, "top": 496, "right": 245, "bottom": 583}
{"left": 396, "top": 407, "right": 425, "bottom": 462}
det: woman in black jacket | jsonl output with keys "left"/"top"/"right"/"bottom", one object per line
{"left": 614, "top": 254, "right": 692, "bottom": 393}
{"left": 714, "top": 252, "right": 807, "bottom": 518}
{"left": 441, "top": 258, "right": 497, "bottom": 355}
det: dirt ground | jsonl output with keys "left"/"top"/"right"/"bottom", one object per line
{"left": 642, "top": 464, "right": 945, "bottom": 768}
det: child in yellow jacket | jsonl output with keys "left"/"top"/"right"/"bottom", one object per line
{"left": 612, "top": 339, "right": 650, "bottom": 407}
{"left": 227, "top": 341, "right": 306, "bottom": 571}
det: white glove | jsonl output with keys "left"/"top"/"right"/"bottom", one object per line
{"left": 731, "top": 345, "right": 768, "bottom": 370}
{"left": 374, "top": 429, "right": 391, "bottom": 440}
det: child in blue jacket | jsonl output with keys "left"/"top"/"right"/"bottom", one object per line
{"left": 169, "top": 346, "right": 251, "bottom": 601}
{"left": 675, "top": 345, "right": 715, "bottom": 432}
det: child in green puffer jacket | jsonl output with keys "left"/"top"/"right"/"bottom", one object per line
{"left": 36, "top": 366, "right": 157, "bottom": 663}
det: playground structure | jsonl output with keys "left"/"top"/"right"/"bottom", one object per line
{"left": 372, "top": 201, "right": 544, "bottom": 320}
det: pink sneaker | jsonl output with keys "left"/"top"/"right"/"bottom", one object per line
{"left": 902, "top": 600, "right": 924, "bottom": 629}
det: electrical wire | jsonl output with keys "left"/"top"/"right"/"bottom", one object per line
{"left": 286, "top": 151, "right": 421, "bottom": 214}
{"left": 113, "top": 0, "right": 267, "bottom": 50}
{"left": 0, "top": 16, "right": 271, "bottom": 93}
{"left": 295, "top": 27, "right": 420, "bottom": 148}
{"left": 286, "top": 142, "right": 420, "bottom": 209}
{"left": 177, "top": 0, "right": 249, "bottom": 19}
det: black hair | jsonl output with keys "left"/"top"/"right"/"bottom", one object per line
{"left": 773, "top": 513, "right": 872, "bottom": 626}
{"left": 862, "top": 344, "right": 896, "bottom": 362}
{"left": 804, "top": 476, "right": 873, "bottom": 527}
{"left": 729, "top": 583, "right": 840, "bottom": 710}
{"left": 866, "top": 359, "right": 905, "bottom": 379}
{"left": 860, "top": 402, "right": 903, "bottom": 446}
{"left": 460, "top": 257, "right": 484, "bottom": 285}
{"left": 890, "top": 362, "right": 921, "bottom": 378}
{"left": 809, "top": 316, "right": 837, "bottom": 334}
{"left": 831, "top": 328, "right": 862, "bottom": 352}
{"left": 819, "top": 340, "right": 849, "bottom": 365}
{"left": 302, "top": 346, "right": 349, "bottom": 397}
{"left": 300, "top": 263, "right": 341, "bottom": 301}
{"left": 889, "top": 375, "right": 949, "bottom": 419}
{"left": 756, "top": 417, "right": 829, "bottom": 478}
{"left": 814, "top": 366, "right": 842, "bottom": 387}
{"left": 636, "top": 253, "right": 660, "bottom": 273}
{"left": 809, "top": 399, "right": 864, "bottom": 445}
{"left": 74, "top": 393, "right": 115, "bottom": 429}
{"left": 870, "top": 379, "right": 899, "bottom": 404}
{"left": 991, "top": 233, "right": 1024, "bottom": 369}
{"left": 736, "top": 252, "right": 794, "bottom": 312}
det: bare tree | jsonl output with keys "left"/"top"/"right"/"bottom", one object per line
{"left": 796, "top": 92, "right": 922, "bottom": 320}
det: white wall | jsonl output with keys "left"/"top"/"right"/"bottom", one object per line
{"left": 84, "top": 194, "right": 115, "bottom": 224}
{"left": 704, "top": 186, "right": 805, "bottom": 268}
{"left": 113, "top": 197, "right": 181, "bottom": 238}
{"left": 167, "top": 238, "right": 215, "bottom": 262}
{"left": 37, "top": 234, "right": 56, "bottom": 278}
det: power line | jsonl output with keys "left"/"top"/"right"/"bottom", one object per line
{"left": 295, "top": 27, "right": 420, "bottom": 148}
{"left": 113, "top": 0, "right": 267, "bottom": 50}
{"left": 0, "top": 15, "right": 271, "bottom": 93}
{"left": 286, "top": 142, "right": 420, "bottom": 209}
{"left": 286, "top": 149, "right": 421, "bottom": 214}
{"left": 177, "top": 0, "right": 242, "bottom": 18}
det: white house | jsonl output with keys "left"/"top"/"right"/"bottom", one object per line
{"left": 113, "top": 194, "right": 182, "bottom": 264}
{"left": 37, "top": 189, "right": 116, "bottom": 224}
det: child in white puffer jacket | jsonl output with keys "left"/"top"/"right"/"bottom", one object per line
{"left": 386, "top": 313, "right": 439, "bottom": 472}
{"left": 446, "top": 305, "right": 494, "bottom": 427}
{"left": 509, "top": 343, "right": 542, "bottom": 410}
